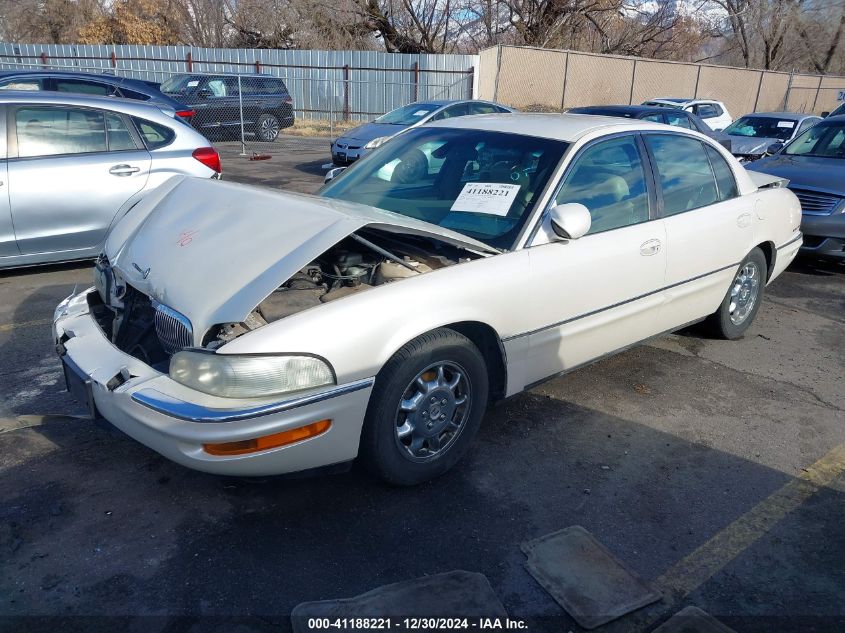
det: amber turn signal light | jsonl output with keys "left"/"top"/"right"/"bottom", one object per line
{"left": 203, "top": 419, "right": 331, "bottom": 456}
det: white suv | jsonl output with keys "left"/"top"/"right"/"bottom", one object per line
{"left": 643, "top": 98, "right": 733, "bottom": 131}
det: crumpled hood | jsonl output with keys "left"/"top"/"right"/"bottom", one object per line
{"left": 106, "top": 176, "right": 496, "bottom": 340}
{"left": 337, "top": 122, "right": 405, "bottom": 143}
{"left": 750, "top": 154, "right": 845, "bottom": 196}
{"left": 728, "top": 135, "right": 780, "bottom": 155}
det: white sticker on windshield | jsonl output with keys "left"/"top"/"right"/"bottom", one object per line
{"left": 187, "top": 80, "right": 200, "bottom": 88}
{"left": 777, "top": 121, "right": 795, "bottom": 128}
{"left": 412, "top": 110, "right": 429, "bottom": 117}
{"left": 451, "top": 182, "right": 520, "bottom": 216}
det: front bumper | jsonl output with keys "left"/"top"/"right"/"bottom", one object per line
{"left": 800, "top": 213, "right": 845, "bottom": 259}
{"left": 330, "top": 140, "right": 367, "bottom": 165}
{"left": 53, "top": 289, "right": 374, "bottom": 476}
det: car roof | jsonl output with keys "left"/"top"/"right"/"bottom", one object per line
{"left": 424, "top": 112, "right": 669, "bottom": 142}
{"left": 0, "top": 69, "right": 152, "bottom": 88}
{"left": 736, "top": 111, "right": 818, "bottom": 120}
{"left": 0, "top": 89, "right": 174, "bottom": 116}
{"left": 648, "top": 98, "right": 721, "bottom": 105}
{"left": 570, "top": 104, "right": 676, "bottom": 116}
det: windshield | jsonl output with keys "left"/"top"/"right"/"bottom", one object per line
{"left": 160, "top": 75, "right": 201, "bottom": 94}
{"left": 375, "top": 103, "right": 442, "bottom": 125}
{"left": 724, "top": 116, "right": 797, "bottom": 140}
{"left": 784, "top": 121, "right": 845, "bottom": 159}
{"left": 320, "top": 127, "right": 568, "bottom": 249}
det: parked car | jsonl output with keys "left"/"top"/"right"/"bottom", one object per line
{"left": 822, "top": 102, "right": 845, "bottom": 118}
{"left": 330, "top": 99, "right": 514, "bottom": 165}
{"left": 722, "top": 112, "right": 821, "bottom": 162}
{"left": 568, "top": 104, "right": 733, "bottom": 151}
{"left": 642, "top": 98, "right": 733, "bottom": 131}
{"left": 0, "top": 69, "right": 193, "bottom": 120}
{"left": 161, "top": 74, "right": 294, "bottom": 142}
{"left": 55, "top": 113, "right": 801, "bottom": 485}
{"left": 0, "top": 91, "right": 221, "bottom": 269}
{"left": 751, "top": 115, "right": 845, "bottom": 260}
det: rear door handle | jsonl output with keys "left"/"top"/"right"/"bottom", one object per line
{"left": 640, "top": 239, "right": 662, "bottom": 256}
{"left": 109, "top": 164, "right": 140, "bottom": 176}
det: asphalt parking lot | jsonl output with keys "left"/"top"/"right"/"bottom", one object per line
{"left": 1, "top": 140, "right": 844, "bottom": 633}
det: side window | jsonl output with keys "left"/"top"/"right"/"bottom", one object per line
{"left": 205, "top": 79, "right": 227, "bottom": 97}
{"left": 646, "top": 134, "right": 719, "bottom": 216}
{"left": 795, "top": 118, "right": 817, "bottom": 136}
{"left": 132, "top": 117, "right": 175, "bottom": 149}
{"left": 470, "top": 102, "right": 499, "bottom": 115}
{"left": 16, "top": 107, "right": 107, "bottom": 157}
{"left": 696, "top": 104, "right": 718, "bottom": 119}
{"left": 554, "top": 135, "right": 650, "bottom": 234}
{"left": 704, "top": 145, "right": 738, "bottom": 201}
{"left": 0, "top": 77, "right": 43, "bottom": 91}
{"left": 666, "top": 112, "right": 693, "bottom": 129}
{"left": 106, "top": 113, "right": 139, "bottom": 151}
{"left": 642, "top": 113, "right": 664, "bottom": 123}
{"left": 432, "top": 103, "right": 470, "bottom": 120}
{"left": 55, "top": 79, "right": 114, "bottom": 96}
{"left": 495, "top": 105, "right": 511, "bottom": 113}
{"left": 116, "top": 87, "right": 150, "bottom": 101}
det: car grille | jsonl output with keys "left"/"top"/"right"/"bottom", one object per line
{"left": 153, "top": 301, "right": 194, "bottom": 355}
{"left": 789, "top": 188, "right": 842, "bottom": 216}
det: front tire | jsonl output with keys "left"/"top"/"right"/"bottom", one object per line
{"left": 707, "top": 247, "right": 767, "bottom": 339}
{"left": 359, "top": 329, "right": 489, "bottom": 486}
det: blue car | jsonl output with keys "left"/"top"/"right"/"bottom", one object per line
{"left": 752, "top": 116, "right": 845, "bottom": 260}
{"left": 0, "top": 69, "right": 194, "bottom": 120}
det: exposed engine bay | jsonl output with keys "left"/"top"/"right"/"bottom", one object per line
{"left": 208, "top": 230, "right": 475, "bottom": 347}
{"left": 91, "top": 230, "right": 479, "bottom": 367}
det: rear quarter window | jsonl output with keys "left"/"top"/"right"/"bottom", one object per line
{"left": 132, "top": 117, "right": 175, "bottom": 149}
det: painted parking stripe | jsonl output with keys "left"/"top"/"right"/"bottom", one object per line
{"left": 611, "top": 443, "right": 845, "bottom": 632}
{"left": 0, "top": 317, "right": 53, "bottom": 332}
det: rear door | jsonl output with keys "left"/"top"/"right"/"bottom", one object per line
{"left": 644, "top": 132, "right": 753, "bottom": 327}
{"left": 7, "top": 105, "right": 151, "bottom": 256}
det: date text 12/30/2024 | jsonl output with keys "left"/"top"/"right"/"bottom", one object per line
{"left": 305, "top": 618, "right": 529, "bottom": 630}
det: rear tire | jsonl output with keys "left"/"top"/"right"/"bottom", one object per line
{"left": 707, "top": 247, "right": 767, "bottom": 339}
{"left": 257, "top": 114, "right": 281, "bottom": 142}
{"left": 359, "top": 328, "right": 488, "bottom": 486}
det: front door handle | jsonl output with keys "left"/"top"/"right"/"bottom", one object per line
{"left": 640, "top": 239, "right": 662, "bottom": 256}
{"left": 109, "top": 164, "right": 140, "bottom": 176}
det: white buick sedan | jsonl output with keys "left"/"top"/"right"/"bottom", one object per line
{"left": 54, "top": 114, "right": 802, "bottom": 485}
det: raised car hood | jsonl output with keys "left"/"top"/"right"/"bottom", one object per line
{"left": 729, "top": 136, "right": 779, "bottom": 155}
{"left": 106, "top": 176, "right": 496, "bottom": 340}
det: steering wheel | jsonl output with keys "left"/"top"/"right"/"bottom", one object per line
{"left": 391, "top": 149, "right": 428, "bottom": 184}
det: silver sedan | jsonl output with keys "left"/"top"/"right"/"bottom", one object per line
{"left": 0, "top": 91, "right": 220, "bottom": 269}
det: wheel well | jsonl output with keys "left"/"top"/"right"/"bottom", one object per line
{"left": 443, "top": 321, "right": 507, "bottom": 403}
{"left": 756, "top": 241, "right": 776, "bottom": 281}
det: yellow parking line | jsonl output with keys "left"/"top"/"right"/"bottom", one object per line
{"left": 656, "top": 443, "right": 845, "bottom": 599}
{"left": 0, "top": 317, "right": 53, "bottom": 332}
{"left": 608, "top": 443, "right": 845, "bottom": 631}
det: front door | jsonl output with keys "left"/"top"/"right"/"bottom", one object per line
{"left": 521, "top": 133, "right": 667, "bottom": 386}
{"left": 7, "top": 105, "right": 151, "bottom": 256}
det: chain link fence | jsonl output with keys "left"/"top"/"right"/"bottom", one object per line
{"left": 0, "top": 46, "right": 476, "bottom": 161}
{"left": 479, "top": 45, "right": 845, "bottom": 118}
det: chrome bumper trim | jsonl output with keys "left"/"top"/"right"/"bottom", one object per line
{"left": 130, "top": 377, "right": 375, "bottom": 423}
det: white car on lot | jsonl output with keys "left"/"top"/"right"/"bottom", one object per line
{"left": 643, "top": 98, "right": 733, "bottom": 131}
{"left": 0, "top": 91, "right": 221, "bottom": 269}
{"left": 54, "top": 114, "right": 802, "bottom": 485}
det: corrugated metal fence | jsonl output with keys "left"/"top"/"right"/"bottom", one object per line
{"left": 0, "top": 43, "right": 478, "bottom": 122}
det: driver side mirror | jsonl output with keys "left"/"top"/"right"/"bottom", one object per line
{"left": 821, "top": 111, "right": 830, "bottom": 118}
{"left": 324, "top": 166, "right": 347, "bottom": 183}
{"left": 765, "top": 142, "right": 784, "bottom": 156}
{"left": 549, "top": 203, "right": 591, "bottom": 240}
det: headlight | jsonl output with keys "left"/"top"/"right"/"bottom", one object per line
{"left": 169, "top": 351, "right": 335, "bottom": 399}
{"left": 365, "top": 135, "right": 390, "bottom": 149}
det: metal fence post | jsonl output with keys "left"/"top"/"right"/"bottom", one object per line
{"left": 753, "top": 71, "right": 764, "bottom": 112}
{"left": 811, "top": 76, "right": 822, "bottom": 113}
{"left": 238, "top": 74, "right": 246, "bottom": 156}
{"left": 783, "top": 69, "right": 794, "bottom": 111}
{"left": 693, "top": 65, "right": 701, "bottom": 98}
{"left": 343, "top": 64, "right": 350, "bottom": 121}
{"left": 186, "top": 51, "right": 193, "bottom": 72}
{"left": 629, "top": 60, "right": 637, "bottom": 105}
{"left": 466, "top": 66, "right": 474, "bottom": 100}
{"left": 412, "top": 61, "right": 419, "bottom": 102}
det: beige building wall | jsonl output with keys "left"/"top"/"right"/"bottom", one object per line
{"left": 477, "top": 45, "right": 845, "bottom": 116}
